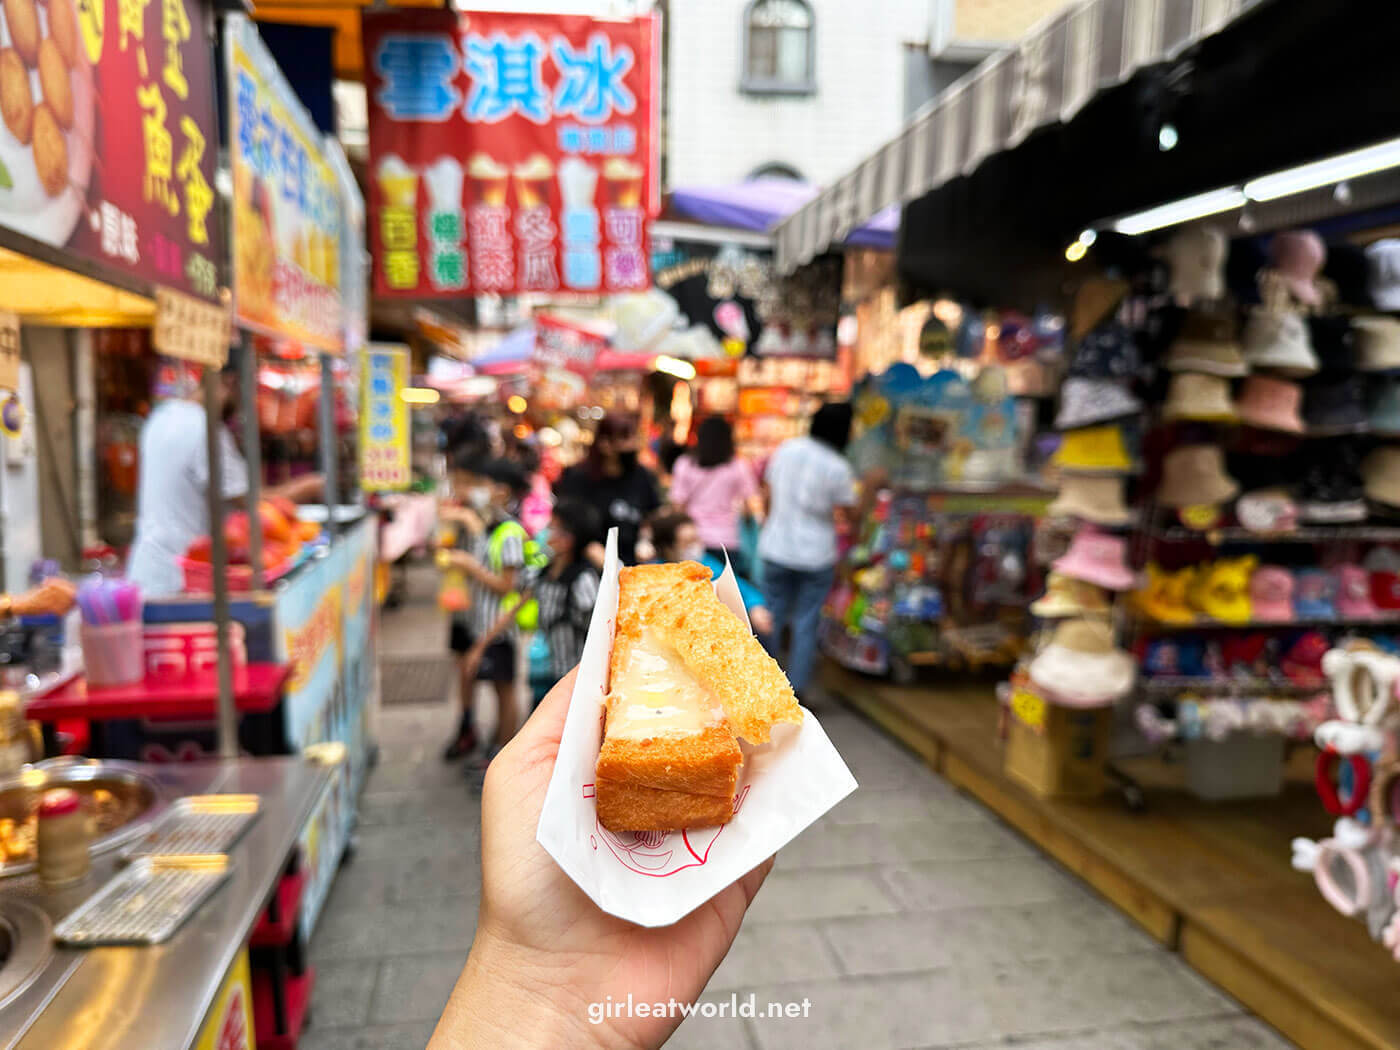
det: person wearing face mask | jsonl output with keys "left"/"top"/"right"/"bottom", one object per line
{"left": 645, "top": 509, "right": 773, "bottom": 639}
{"left": 555, "top": 413, "right": 660, "bottom": 566}
{"left": 441, "top": 454, "right": 535, "bottom": 771}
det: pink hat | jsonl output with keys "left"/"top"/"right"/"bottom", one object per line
{"left": 1051, "top": 526, "right": 1136, "bottom": 591}
{"left": 1270, "top": 230, "right": 1327, "bottom": 308}
{"left": 1337, "top": 564, "right": 1379, "bottom": 619}
{"left": 1236, "top": 375, "right": 1304, "bottom": 433}
{"left": 1249, "top": 566, "right": 1294, "bottom": 622}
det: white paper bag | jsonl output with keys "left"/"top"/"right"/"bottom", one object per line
{"left": 536, "top": 530, "right": 858, "bottom": 927}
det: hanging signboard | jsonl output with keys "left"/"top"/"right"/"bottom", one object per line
{"left": 0, "top": 0, "right": 221, "bottom": 299}
{"left": 359, "top": 343, "right": 410, "bottom": 491}
{"left": 362, "top": 8, "right": 659, "bottom": 298}
{"left": 224, "top": 16, "right": 344, "bottom": 353}
{"left": 153, "top": 287, "right": 231, "bottom": 367}
{"left": 533, "top": 313, "right": 606, "bottom": 376}
{"left": 325, "top": 134, "right": 367, "bottom": 356}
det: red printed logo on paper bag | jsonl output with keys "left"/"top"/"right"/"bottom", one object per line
{"left": 362, "top": 9, "right": 659, "bottom": 297}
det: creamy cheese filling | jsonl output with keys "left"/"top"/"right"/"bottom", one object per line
{"left": 607, "top": 629, "right": 725, "bottom": 740}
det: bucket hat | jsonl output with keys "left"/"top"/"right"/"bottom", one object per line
{"left": 1293, "top": 568, "right": 1338, "bottom": 620}
{"left": 1300, "top": 441, "right": 1367, "bottom": 523}
{"left": 1162, "top": 372, "right": 1238, "bottom": 423}
{"left": 1133, "top": 564, "right": 1197, "bottom": 625}
{"left": 1157, "top": 444, "right": 1239, "bottom": 508}
{"left": 1364, "top": 446, "right": 1400, "bottom": 507}
{"left": 1368, "top": 548, "right": 1400, "bottom": 611}
{"left": 1367, "top": 239, "right": 1400, "bottom": 312}
{"left": 1250, "top": 566, "right": 1295, "bottom": 622}
{"left": 1236, "top": 375, "right": 1304, "bottom": 433}
{"left": 1165, "top": 226, "right": 1228, "bottom": 305}
{"left": 1307, "top": 316, "right": 1356, "bottom": 372}
{"left": 1054, "top": 377, "right": 1141, "bottom": 430}
{"left": 1304, "top": 374, "right": 1368, "bottom": 433}
{"left": 1355, "top": 316, "right": 1400, "bottom": 371}
{"left": 1030, "top": 572, "right": 1112, "bottom": 619}
{"left": 1069, "top": 322, "right": 1140, "bottom": 380}
{"left": 1190, "top": 555, "right": 1256, "bottom": 623}
{"left": 1070, "top": 277, "right": 1130, "bottom": 341}
{"left": 1047, "top": 474, "right": 1132, "bottom": 527}
{"left": 1029, "top": 618, "right": 1136, "bottom": 706}
{"left": 1052, "top": 424, "right": 1136, "bottom": 474}
{"left": 1164, "top": 311, "right": 1247, "bottom": 377}
{"left": 1051, "top": 526, "right": 1137, "bottom": 591}
{"left": 1337, "top": 565, "right": 1379, "bottom": 620}
{"left": 1241, "top": 309, "right": 1318, "bottom": 376}
{"left": 1372, "top": 381, "right": 1400, "bottom": 436}
{"left": 1270, "top": 230, "right": 1327, "bottom": 309}
{"left": 1236, "top": 486, "right": 1299, "bottom": 534}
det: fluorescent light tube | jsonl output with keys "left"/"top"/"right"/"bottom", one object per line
{"left": 1111, "top": 187, "right": 1246, "bottom": 236}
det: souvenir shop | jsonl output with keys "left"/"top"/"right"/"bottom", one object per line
{"left": 781, "top": 2, "right": 1400, "bottom": 1047}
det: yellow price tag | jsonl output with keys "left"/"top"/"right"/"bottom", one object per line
{"left": 1010, "top": 687, "right": 1048, "bottom": 734}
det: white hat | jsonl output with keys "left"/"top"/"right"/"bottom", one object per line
{"left": 1054, "top": 377, "right": 1142, "bottom": 430}
{"left": 1165, "top": 226, "right": 1228, "bottom": 305}
{"left": 1028, "top": 619, "right": 1136, "bottom": 706}
{"left": 1355, "top": 316, "right": 1400, "bottom": 372}
{"left": 1242, "top": 309, "right": 1318, "bottom": 376}
{"left": 1366, "top": 240, "right": 1400, "bottom": 312}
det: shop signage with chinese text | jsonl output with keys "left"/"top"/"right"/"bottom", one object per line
{"left": 362, "top": 8, "right": 659, "bottom": 297}
{"left": 0, "top": 0, "right": 220, "bottom": 299}
{"left": 225, "top": 16, "right": 344, "bottom": 353}
{"left": 359, "top": 344, "right": 410, "bottom": 491}
{"left": 533, "top": 313, "right": 606, "bottom": 376}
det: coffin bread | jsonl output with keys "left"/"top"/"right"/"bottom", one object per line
{"left": 595, "top": 561, "right": 803, "bottom": 832}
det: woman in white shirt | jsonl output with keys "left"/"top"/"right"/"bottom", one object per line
{"left": 758, "top": 402, "right": 856, "bottom": 698}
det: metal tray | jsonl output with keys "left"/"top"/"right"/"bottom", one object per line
{"left": 53, "top": 855, "right": 231, "bottom": 946}
{"left": 122, "top": 795, "right": 260, "bottom": 860}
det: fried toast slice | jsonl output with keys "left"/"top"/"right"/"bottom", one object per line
{"left": 595, "top": 562, "right": 803, "bottom": 832}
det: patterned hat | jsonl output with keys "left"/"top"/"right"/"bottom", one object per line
{"left": 1068, "top": 322, "right": 1140, "bottom": 380}
{"left": 1054, "top": 377, "right": 1142, "bottom": 430}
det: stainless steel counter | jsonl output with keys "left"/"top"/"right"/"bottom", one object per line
{"left": 0, "top": 756, "right": 335, "bottom": 1050}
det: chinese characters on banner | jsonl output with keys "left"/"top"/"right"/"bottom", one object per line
{"left": 0, "top": 0, "right": 220, "bottom": 299}
{"left": 361, "top": 9, "right": 659, "bottom": 298}
{"left": 533, "top": 313, "right": 607, "bottom": 376}
{"left": 359, "top": 345, "right": 410, "bottom": 491}
{"left": 224, "top": 16, "right": 345, "bottom": 353}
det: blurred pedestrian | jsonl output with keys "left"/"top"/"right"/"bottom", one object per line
{"left": 667, "top": 416, "right": 763, "bottom": 577}
{"left": 647, "top": 508, "right": 773, "bottom": 638}
{"left": 528, "top": 500, "right": 602, "bottom": 691}
{"left": 555, "top": 414, "right": 660, "bottom": 565}
{"left": 440, "top": 454, "right": 536, "bottom": 771}
{"left": 758, "top": 402, "right": 856, "bottom": 699}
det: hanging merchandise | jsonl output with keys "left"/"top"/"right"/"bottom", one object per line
{"left": 1354, "top": 316, "right": 1400, "bottom": 372}
{"left": 1029, "top": 573, "right": 1111, "bottom": 619}
{"left": 1162, "top": 373, "right": 1238, "bottom": 423}
{"left": 1241, "top": 308, "right": 1320, "bottom": 376}
{"left": 1053, "top": 377, "right": 1142, "bottom": 430}
{"left": 1028, "top": 618, "right": 1135, "bottom": 706}
{"left": 1237, "top": 375, "right": 1305, "bottom": 433}
{"left": 1163, "top": 311, "right": 1248, "bottom": 377}
{"left": 1050, "top": 527, "right": 1136, "bottom": 592}
{"left": 1051, "top": 423, "right": 1136, "bottom": 474}
{"left": 1156, "top": 444, "right": 1240, "bottom": 510}
{"left": 1046, "top": 474, "right": 1132, "bottom": 527}
{"left": 1165, "top": 227, "right": 1228, "bottom": 305}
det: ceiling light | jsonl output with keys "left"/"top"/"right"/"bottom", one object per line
{"left": 1078, "top": 229, "right": 1097, "bottom": 247}
{"left": 1111, "top": 187, "right": 1246, "bottom": 236}
{"left": 653, "top": 354, "right": 696, "bottom": 380}
{"left": 1158, "top": 124, "right": 1178, "bottom": 151}
{"left": 1244, "top": 136, "right": 1400, "bottom": 202}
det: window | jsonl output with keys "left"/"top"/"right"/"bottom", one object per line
{"left": 742, "top": 0, "right": 814, "bottom": 95}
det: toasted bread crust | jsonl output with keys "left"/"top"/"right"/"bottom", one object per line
{"left": 595, "top": 778, "right": 735, "bottom": 832}
{"left": 596, "top": 725, "right": 741, "bottom": 796}
{"left": 614, "top": 562, "right": 803, "bottom": 744}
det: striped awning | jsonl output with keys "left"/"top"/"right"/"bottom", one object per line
{"left": 773, "top": 0, "right": 1269, "bottom": 274}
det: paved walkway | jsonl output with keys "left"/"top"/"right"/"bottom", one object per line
{"left": 305, "top": 569, "right": 1295, "bottom": 1050}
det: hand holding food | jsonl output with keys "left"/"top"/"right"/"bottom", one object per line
{"left": 7, "top": 576, "right": 76, "bottom": 617}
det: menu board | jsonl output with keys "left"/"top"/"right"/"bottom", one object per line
{"left": 362, "top": 8, "right": 659, "bottom": 297}
{"left": 0, "top": 0, "right": 220, "bottom": 299}
{"left": 225, "top": 15, "right": 344, "bottom": 352}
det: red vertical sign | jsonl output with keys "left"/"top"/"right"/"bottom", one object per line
{"left": 362, "top": 9, "right": 659, "bottom": 298}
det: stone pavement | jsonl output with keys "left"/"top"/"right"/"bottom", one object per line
{"left": 305, "top": 572, "right": 1296, "bottom": 1050}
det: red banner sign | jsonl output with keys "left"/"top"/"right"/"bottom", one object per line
{"left": 362, "top": 8, "right": 658, "bottom": 298}
{"left": 533, "top": 313, "right": 606, "bottom": 376}
{"left": 0, "top": 0, "right": 221, "bottom": 299}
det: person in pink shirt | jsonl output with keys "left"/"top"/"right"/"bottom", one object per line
{"left": 668, "top": 416, "right": 764, "bottom": 576}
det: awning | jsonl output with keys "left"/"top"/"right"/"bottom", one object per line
{"left": 672, "top": 179, "right": 896, "bottom": 251}
{"left": 774, "top": 0, "right": 1267, "bottom": 273}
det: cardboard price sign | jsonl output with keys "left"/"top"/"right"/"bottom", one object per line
{"left": 154, "top": 287, "right": 231, "bottom": 367}
{"left": 0, "top": 313, "right": 19, "bottom": 392}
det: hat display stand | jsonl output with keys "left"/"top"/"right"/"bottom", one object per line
{"left": 824, "top": 328, "right": 1063, "bottom": 685}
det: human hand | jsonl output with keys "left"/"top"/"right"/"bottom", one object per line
{"left": 10, "top": 578, "right": 76, "bottom": 617}
{"left": 450, "top": 550, "right": 484, "bottom": 577}
{"left": 429, "top": 670, "right": 773, "bottom": 1050}
{"left": 749, "top": 605, "right": 774, "bottom": 638}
